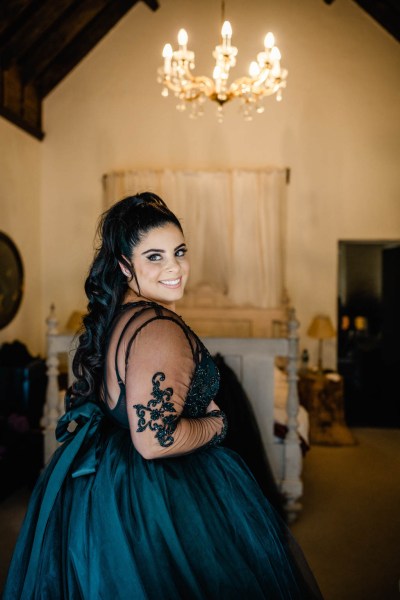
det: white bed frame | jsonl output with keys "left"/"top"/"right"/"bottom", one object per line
{"left": 42, "top": 305, "right": 303, "bottom": 521}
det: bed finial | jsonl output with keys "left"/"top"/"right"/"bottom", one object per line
{"left": 282, "top": 306, "right": 303, "bottom": 521}
{"left": 43, "top": 304, "right": 63, "bottom": 463}
{"left": 46, "top": 303, "right": 59, "bottom": 335}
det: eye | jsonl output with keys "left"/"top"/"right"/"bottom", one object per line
{"left": 147, "top": 253, "right": 162, "bottom": 262}
{"left": 176, "top": 248, "right": 187, "bottom": 257}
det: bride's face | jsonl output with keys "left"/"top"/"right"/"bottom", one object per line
{"left": 126, "top": 223, "right": 189, "bottom": 308}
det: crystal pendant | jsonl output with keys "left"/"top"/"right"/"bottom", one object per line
{"left": 240, "top": 97, "right": 254, "bottom": 121}
{"left": 189, "top": 101, "right": 198, "bottom": 119}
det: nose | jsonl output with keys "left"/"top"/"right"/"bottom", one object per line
{"left": 166, "top": 255, "right": 180, "bottom": 273}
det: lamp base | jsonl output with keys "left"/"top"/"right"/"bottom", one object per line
{"left": 317, "top": 339, "right": 323, "bottom": 372}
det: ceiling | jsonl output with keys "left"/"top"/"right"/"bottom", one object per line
{"left": 0, "top": 0, "right": 159, "bottom": 139}
{"left": 328, "top": 0, "right": 400, "bottom": 42}
{"left": 0, "top": 0, "right": 398, "bottom": 140}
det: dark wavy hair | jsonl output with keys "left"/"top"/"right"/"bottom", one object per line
{"left": 66, "top": 192, "right": 183, "bottom": 409}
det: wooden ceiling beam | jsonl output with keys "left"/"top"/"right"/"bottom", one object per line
{"left": 20, "top": 0, "right": 114, "bottom": 84}
{"left": 353, "top": 0, "right": 400, "bottom": 41}
{"left": 0, "top": 66, "right": 43, "bottom": 139}
{"left": 36, "top": 0, "right": 143, "bottom": 97}
{"left": 142, "top": 0, "right": 159, "bottom": 9}
{"left": 0, "top": 0, "right": 158, "bottom": 137}
{"left": 0, "top": 0, "right": 77, "bottom": 66}
{"left": 0, "top": 0, "right": 38, "bottom": 38}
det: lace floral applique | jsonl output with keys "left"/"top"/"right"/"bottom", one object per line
{"left": 132, "top": 372, "right": 177, "bottom": 447}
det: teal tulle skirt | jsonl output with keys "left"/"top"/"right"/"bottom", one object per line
{"left": 4, "top": 404, "right": 322, "bottom": 599}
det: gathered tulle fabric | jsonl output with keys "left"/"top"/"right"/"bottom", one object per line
{"left": 4, "top": 303, "right": 323, "bottom": 599}
{"left": 4, "top": 416, "right": 321, "bottom": 599}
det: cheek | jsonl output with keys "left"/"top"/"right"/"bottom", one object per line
{"left": 182, "top": 259, "right": 190, "bottom": 277}
{"left": 136, "top": 261, "right": 160, "bottom": 280}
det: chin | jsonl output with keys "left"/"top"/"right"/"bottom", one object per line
{"left": 161, "top": 289, "right": 185, "bottom": 303}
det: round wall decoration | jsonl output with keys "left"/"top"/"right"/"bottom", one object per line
{"left": 0, "top": 231, "right": 24, "bottom": 329}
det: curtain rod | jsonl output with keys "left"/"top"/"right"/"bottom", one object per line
{"left": 103, "top": 167, "right": 291, "bottom": 184}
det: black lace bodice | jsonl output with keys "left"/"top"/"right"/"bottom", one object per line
{"left": 102, "top": 302, "right": 226, "bottom": 451}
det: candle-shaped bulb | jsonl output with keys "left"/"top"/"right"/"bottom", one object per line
{"left": 162, "top": 43, "right": 173, "bottom": 74}
{"left": 221, "top": 20, "right": 232, "bottom": 38}
{"left": 178, "top": 28, "right": 188, "bottom": 47}
{"left": 213, "top": 65, "right": 222, "bottom": 80}
{"left": 264, "top": 32, "right": 275, "bottom": 49}
{"left": 249, "top": 61, "right": 260, "bottom": 78}
{"left": 270, "top": 46, "right": 281, "bottom": 61}
{"left": 162, "top": 43, "right": 173, "bottom": 58}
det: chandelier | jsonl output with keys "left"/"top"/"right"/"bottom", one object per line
{"left": 158, "top": 16, "right": 288, "bottom": 121}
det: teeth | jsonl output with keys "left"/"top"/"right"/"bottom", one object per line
{"left": 160, "top": 278, "right": 180, "bottom": 286}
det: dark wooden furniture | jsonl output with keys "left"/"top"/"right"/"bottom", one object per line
{"left": 0, "top": 341, "right": 46, "bottom": 500}
{"left": 298, "top": 369, "right": 356, "bottom": 446}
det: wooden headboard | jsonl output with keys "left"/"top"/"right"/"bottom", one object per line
{"left": 176, "top": 285, "right": 290, "bottom": 338}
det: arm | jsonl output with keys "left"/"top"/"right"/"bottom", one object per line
{"left": 124, "top": 318, "right": 225, "bottom": 460}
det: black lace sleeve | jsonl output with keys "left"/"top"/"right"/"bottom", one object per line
{"left": 124, "top": 316, "right": 226, "bottom": 459}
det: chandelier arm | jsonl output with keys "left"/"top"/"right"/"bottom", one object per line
{"left": 159, "top": 19, "right": 287, "bottom": 118}
{"left": 229, "top": 76, "right": 284, "bottom": 97}
{"left": 161, "top": 72, "right": 216, "bottom": 98}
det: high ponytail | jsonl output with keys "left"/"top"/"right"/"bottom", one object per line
{"left": 66, "top": 192, "right": 183, "bottom": 409}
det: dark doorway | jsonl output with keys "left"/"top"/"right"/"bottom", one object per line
{"left": 338, "top": 241, "right": 400, "bottom": 427}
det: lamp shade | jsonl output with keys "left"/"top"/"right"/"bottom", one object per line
{"left": 307, "top": 315, "right": 336, "bottom": 340}
{"left": 65, "top": 310, "right": 84, "bottom": 333}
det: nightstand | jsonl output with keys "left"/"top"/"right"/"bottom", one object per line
{"left": 298, "top": 369, "right": 356, "bottom": 446}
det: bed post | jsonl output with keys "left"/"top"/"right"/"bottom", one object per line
{"left": 281, "top": 308, "right": 303, "bottom": 522}
{"left": 42, "top": 305, "right": 62, "bottom": 464}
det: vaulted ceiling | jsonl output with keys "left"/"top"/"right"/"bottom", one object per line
{"left": 0, "top": 0, "right": 398, "bottom": 141}
{"left": 0, "top": 0, "right": 159, "bottom": 139}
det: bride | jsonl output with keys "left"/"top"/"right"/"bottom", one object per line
{"left": 4, "top": 193, "right": 322, "bottom": 599}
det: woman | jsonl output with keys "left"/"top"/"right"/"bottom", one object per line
{"left": 4, "top": 193, "right": 322, "bottom": 599}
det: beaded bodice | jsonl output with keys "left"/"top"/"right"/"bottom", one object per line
{"left": 181, "top": 345, "right": 220, "bottom": 418}
{"left": 102, "top": 302, "right": 221, "bottom": 429}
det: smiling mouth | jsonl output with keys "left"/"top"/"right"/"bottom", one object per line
{"left": 159, "top": 277, "right": 182, "bottom": 288}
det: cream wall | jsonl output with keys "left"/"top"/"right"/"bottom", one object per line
{"left": 0, "top": 118, "right": 42, "bottom": 354}
{"left": 40, "top": 0, "right": 400, "bottom": 366}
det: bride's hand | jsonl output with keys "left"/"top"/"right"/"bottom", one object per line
{"left": 206, "top": 399, "right": 220, "bottom": 413}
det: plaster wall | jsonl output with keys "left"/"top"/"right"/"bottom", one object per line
{"left": 0, "top": 118, "right": 42, "bottom": 354}
{"left": 41, "top": 0, "right": 400, "bottom": 367}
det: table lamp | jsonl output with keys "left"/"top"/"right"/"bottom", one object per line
{"left": 65, "top": 310, "right": 84, "bottom": 333}
{"left": 307, "top": 314, "right": 336, "bottom": 371}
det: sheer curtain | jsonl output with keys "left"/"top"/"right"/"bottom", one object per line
{"left": 102, "top": 169, "right": 288, "bottom": 308}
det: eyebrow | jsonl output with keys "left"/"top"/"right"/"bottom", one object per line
{"left": 141, "top": 243, "right": 187, "bottom": 256}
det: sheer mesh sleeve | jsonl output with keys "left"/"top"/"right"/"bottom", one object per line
{"left": 124, "top": 317, "right": 225, "bottom": 460}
